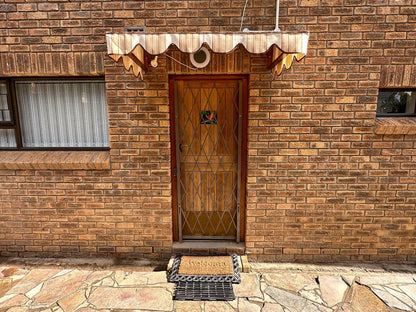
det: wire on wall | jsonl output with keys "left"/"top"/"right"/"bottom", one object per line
{"left": 164, "top": 53, "right": 198, "bottom": 71}
{"left": 240, "top": 0, "right": 249, "bottom": 31}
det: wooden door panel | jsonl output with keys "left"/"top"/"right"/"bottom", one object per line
{"left": 182, "top": 211, "right": 236, "bottom": 237}
{"left": 172, "top": 76, "right": 246, "bottom": 241}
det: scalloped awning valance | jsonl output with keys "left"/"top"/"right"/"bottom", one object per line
{"left": 106, "top": 31, "right": 309, "bottom": 79}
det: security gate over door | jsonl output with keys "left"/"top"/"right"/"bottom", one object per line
{"left": 171, "top": 76, "right": 246, "bottom": 242}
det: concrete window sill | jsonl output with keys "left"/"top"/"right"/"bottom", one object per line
{"left": 375, "top": 117, "right": 416, "bottom": 135}
{"left": 0, "top": 151, "right": 110, "bottom": 170}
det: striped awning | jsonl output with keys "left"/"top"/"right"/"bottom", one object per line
{"left": 106, "top": 32, "right": 309, "bottom": 79}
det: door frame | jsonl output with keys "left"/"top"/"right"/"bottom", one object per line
{"left": 169, "top": 74, "right": 248, "bottom": 242}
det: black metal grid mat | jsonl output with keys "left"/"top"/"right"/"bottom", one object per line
{"left": 168, "top": 254, "right": 241, "bottom": 284}
{"left": 174, "top": 281, "right": 235, "bottom": 301}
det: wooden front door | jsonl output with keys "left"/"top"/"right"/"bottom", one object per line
{"left": 170, "top": 76, "right": 247, "bottom": 242}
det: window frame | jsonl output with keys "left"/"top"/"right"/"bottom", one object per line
{"left": 0, "top": 77, "right": 109, "bottom": 151}
{"left": 0, "top": 79, "right": 15, "bottom": 127}
{"left": 376, "top": 88, "right": 416, "bottom": 118}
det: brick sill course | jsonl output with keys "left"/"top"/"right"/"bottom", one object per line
{"left": 374, "top": 117, "right": 416, "bottom": 135}
{"left": 0, "top": 151, "right": 110, "bottom": 170}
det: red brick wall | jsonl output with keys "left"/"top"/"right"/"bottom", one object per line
{"left": 0, "top": 0, "right": 416, "bottom": 263}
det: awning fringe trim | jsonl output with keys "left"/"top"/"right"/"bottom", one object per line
{"left": 106, "top": 32, "right": 309, "bottom": 79}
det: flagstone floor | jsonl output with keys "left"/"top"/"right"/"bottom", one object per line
{"left": 0, "top": 260, "right": 416, "bottom": 311}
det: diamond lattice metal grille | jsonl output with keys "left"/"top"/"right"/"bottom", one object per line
{"left": 175, "top": 79, "right": 241, "bottom": 239}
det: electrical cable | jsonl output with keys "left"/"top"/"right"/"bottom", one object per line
{"left": 240, "top": 0, "right": 249, "bottom": 31}
{"left": 164, "top": 53, "right": 198, "bottom": 71}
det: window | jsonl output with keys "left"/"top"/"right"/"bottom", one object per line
{"left": 0, "top": 81, "right": 16, "bottom": 147}
{"left": 376, "top": 89, "right": 416, "bottom": 117}
{"left": 0, "top": 78, "right": 109, "bottom": 150}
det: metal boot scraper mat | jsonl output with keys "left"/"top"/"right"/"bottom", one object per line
{"left": 174, "top": 281, "right": 235, "bottom": 301}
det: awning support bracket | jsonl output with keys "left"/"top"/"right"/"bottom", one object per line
{"left": 129, "top": 51, "right": 147, "bottom": 72}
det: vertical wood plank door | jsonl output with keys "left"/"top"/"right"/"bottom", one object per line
{"left": 171, "top": 76, "right": 247, "bottom": 241}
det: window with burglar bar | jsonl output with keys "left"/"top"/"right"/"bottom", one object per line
{"left": 0, "top": 78, "right": 109, "bottom": 150}
{"left": 376, "top": 89, "right": 416, "bottom": 117}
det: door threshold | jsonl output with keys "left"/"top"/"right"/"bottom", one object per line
{"left": 172, "top": 240, "right": 245, "bottom": 255}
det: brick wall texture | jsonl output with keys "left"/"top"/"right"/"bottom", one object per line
{"left": 0, "top": 0, "right": 416, "bottom": 263}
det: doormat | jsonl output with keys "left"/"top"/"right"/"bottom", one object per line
{"left": 174, "top": 281, "right": 235, "bottom": 301}
{"left": 168, "top": 254, "right": 241, "bottom": 284}
{"left": 169, "top": 254, "right": 241, "bottom": 301}
{"left": 178, "top": 256, "right": 234, "bottom": 275}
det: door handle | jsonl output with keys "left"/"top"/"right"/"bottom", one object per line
{"left": 179, "top": 144, "right": 188, "bottom": 153}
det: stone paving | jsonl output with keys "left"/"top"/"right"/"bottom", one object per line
{"left": 0, "top": 260, "right": 416, "bottom": 311}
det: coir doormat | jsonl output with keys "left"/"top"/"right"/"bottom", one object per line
{"left": 168, "top": 254, "right": 241, "bottom": 284}
{"left": 179, "top": 256, "right": 234, "bottom": 275}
